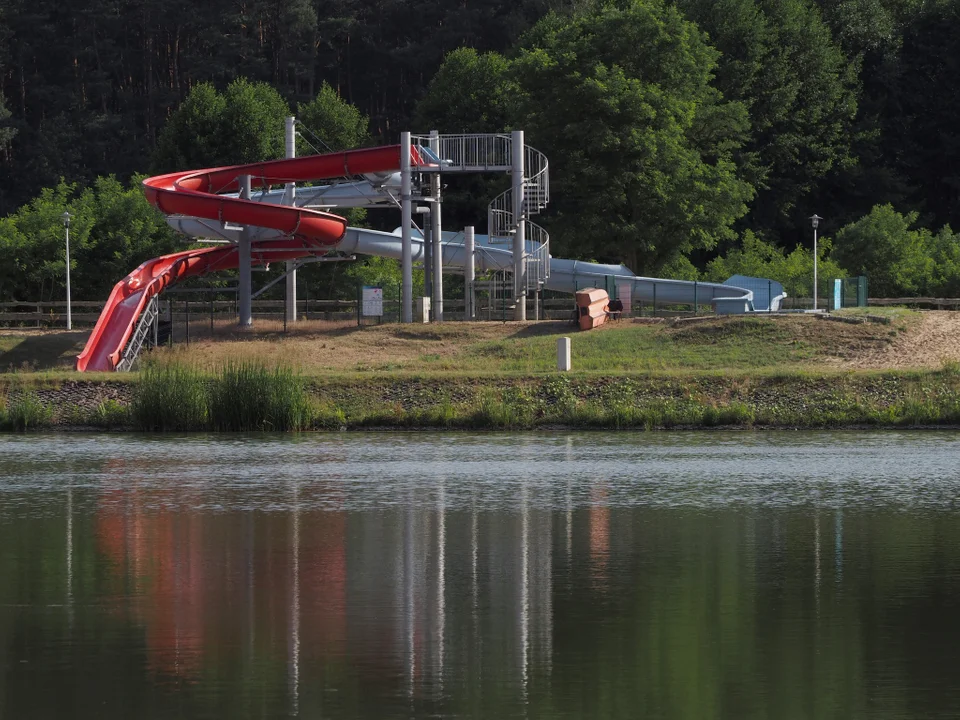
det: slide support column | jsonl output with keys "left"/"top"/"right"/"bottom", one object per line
{"left": 430, "top": 130, "right": 443, "bottom": 322}
{"left": 401, "top": 132, "right": 413, "bottom": 323}
{"left": 465, "top": 226, "right": 476, "bottom": 321}
{"left": 512, "top": 130, "right": 526, "bottom": 321}
{"left": 238, "top": 174, "right": 253, "bottom": 327}
{"left": 284, "top": 116, "right": 297, "bottom": 324}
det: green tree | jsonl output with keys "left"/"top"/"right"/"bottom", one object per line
{"left": 832, "top": 203, "right": 934, "bottom": 296}
{"left": 152, "top": 79, "right": 290, "bottom": 172}
{"left": 513, "top": 0, "right": 754, "bottom": 272}
{"left": 0, "top": 91, "right": 14, "bottom": 151}
{"left": 413, "top": 48, "right": 516, "bottom": 133}
{"left": 296, "top": 82, "right": 371, "bottom": 151}
{"left": 705, "top": 230, "right": 847, "bottom": 298}
{"left": 0, "top": 177, "right": 181, "bottom": 302}
{"left": 676, "top": 0, "right": 859, "bottom": 240}
{"left": 73, "top": 176, "right": 183, "bottom": 299}
{"left": 883, "top": 2, "right": 960, "bottom": 231}
{"left": 927, "top": 225, "right": 960, "bottom": 297}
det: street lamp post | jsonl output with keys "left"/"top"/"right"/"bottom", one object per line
{"left": 810, "top": 214, "right": 822, "bottom": 311}
{"left": 61, "top": 211, "right": 72, "bottom": 330}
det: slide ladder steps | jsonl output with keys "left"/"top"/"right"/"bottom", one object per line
{"left": 116, "top": 295, "right": 159, "bottom": 372}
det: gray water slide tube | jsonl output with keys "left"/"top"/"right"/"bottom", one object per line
{"left": 166, "top": 177, "right": 786, "bottom": 313}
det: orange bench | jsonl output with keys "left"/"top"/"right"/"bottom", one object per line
{"left": 575, "top": 288, "right": 610, "bottom": 330}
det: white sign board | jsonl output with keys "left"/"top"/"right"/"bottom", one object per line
{"left": 362, "top": 286, "right": 383, "bottom": 317}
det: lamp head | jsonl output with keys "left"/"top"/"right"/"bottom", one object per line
{"left": 810, "top": 214, "right": 822, "bottom": 230}
{"left": 61, "top": 211, "right": 72, "bottom": 228}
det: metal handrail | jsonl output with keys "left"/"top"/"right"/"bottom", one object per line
{"left": 116, "top": 295, "right": 159, "bottom": 371}
{"left": 410, "top": 132, "right": 551, "bottom": 296}
{"left": 525, "top": 221, "right": 550, "bottom": 292}
{"left": 411, "top": 133, "right": 513, "bottom": 170}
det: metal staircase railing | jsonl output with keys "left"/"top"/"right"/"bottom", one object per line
{"left": 116, "top": 295, "right": 159, "bottom": 372}
{"left": 411, "top": 133, "right": 551, "bottom": 297}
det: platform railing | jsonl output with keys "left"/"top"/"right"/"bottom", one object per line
{"left": 411, "top": 133, "right": 513, "bottom": 171}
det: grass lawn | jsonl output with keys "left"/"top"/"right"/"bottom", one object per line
{"left": 0, "top": 309, "right": 939, "bottom": 380}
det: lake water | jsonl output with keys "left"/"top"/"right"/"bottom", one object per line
{"left": 1, "top": 431, "right": 959, "bottom": 719}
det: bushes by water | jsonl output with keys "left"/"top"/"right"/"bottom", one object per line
{"left": 132, "top": 363, "right": 208, "bottom": 431}
{"left": 132, "top": 361, "right": 313, "bottom": 431}
{"left": 207, "top": 362, "right": 312, "bottom": 431}
{"left": 0, "top": 389, "right": 53, "bottom": 431}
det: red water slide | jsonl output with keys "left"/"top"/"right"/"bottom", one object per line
{"left": 76, "top": 145, "right": 418, "bottom": 372}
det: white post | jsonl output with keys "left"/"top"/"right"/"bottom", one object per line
{"left": 430, "top": 130, "right": 443, "bottom": 322}
{"left": 284, "top": 116, "right": 297, "bottom": 324}
{"left": 464, "top": 226, "right": 476, "bottom": 321}
{"left": 813, "top": 225, "right": 818, "bottom": 311}
{"left": 401, "top": 132, "right": 413, "bottom": 323}
{"left": 239, "top": 174, "right": 253, "bottom": 327}
{"left": 810, "top": 214, "right": 822, "bottom": 312}
{"left": 61, "top": 212, "right": 72, "bottom": 330}
{"left": 512, "top": 130, "right": 526, "bottom": 321}
{"left": 557, "top": 337, "right": 571, "bottom": 371}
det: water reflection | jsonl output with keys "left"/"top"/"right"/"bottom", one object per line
{"left": 0, "top": 432, "right": 959, "bottom": 718}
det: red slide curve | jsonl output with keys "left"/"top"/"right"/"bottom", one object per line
{"left": 77, "top": 145, "right": 421, "bottom": 372}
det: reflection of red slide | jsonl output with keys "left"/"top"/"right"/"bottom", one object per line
{"left": 77, "top": 145, "right": 418, "bottom": 372}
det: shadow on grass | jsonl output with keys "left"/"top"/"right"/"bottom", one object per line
{"left": 507, "top": 321, "right": 578, "bottom": 339}
{"left": 0, "top": 332, "right": 89, "bottom": 371}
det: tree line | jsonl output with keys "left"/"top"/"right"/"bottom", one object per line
{"left": 1, "top": 0, "right": 958, "bottom": 303}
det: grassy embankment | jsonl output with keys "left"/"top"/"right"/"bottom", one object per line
{"left": 1, "top": 309, "right": 959, "bottom": 430}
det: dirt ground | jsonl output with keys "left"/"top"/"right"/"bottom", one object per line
{"left": 837, "top": 311, "right": 960, "bottom": 370}
{"left": 163, "top": 318, "right": 568, "bottom": 372}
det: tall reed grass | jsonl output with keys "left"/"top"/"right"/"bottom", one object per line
{"left": 132, "top": 361, "right": 312, "bottom": 431}
{"left": 207, "top": 362, "right": 311, "bottom": 431}
{"left": 1, "top": 390, "right": 53, "bottom": 430}
{"left": 132, "top": 363, "right": 207, "bottom": 431}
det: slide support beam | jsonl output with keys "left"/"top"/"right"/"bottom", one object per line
{"left": 512, "top": 130, "right": 526, "bottom": 321}
{"left": 401, "top": 132, "right": 413, "bottom": 323}
{"left": 430, "top": 130, "right": 444, "bottom": 322}
{"left": 465, "top": 226, "right": 476, "bottom": 321}
{"left": 284, "top": 116, "right": 297, "bottom": 324}
{"left": 238, "top": 174, "right": 253, "bottom": 327}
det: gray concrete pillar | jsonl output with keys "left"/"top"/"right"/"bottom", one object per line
{"left": 430, "top": 130, "right": 443, "bottom": 322}
{"left": 464, "top": 226, "right": 476, "bottom": 321}
{"left": 284, "top": 116, "right": 297, "bottom": 324}
{"left": 238, "top": 174, "right": 253, "bottom": 327}
{"left": 401, "top": 132, "right": 413, "bottom": 323}
{"left": 512, "top": 130, "right": 526, "bottom": 321}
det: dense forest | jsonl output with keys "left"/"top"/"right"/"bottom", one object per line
{"left": 1, "top": 0, "right": 958, "bottom": 302}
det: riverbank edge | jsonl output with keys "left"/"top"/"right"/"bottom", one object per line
{"left": 1, "top": 370, "right": 959, "bottom": 431}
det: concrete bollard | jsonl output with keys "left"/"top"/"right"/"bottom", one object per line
{"left": 558, "top": 337, "right": 572, "bottom": 371}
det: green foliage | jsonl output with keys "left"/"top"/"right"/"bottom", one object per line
{"left": 89, "top": 399, "right": 130, "bottom": 428}
{"left": 133, "top": 361, "right": 312, "bottom": 432}
{"left": 879, "top": 2, "right": 960, "bottom": 232}
{"left": 132, "top": 364, "right": 208, "bottom": 432}
{"left": 152, "top": 79, "right": 290, "bottom": 172}
{"left": 3, "top": 391, "right": 53, "bottom": 430}
{"left": 0, "top": 177, "right": 181, "bottom": 302}
{"left": 832, "top": 204, "right": 960, "bottom": 297}
{"left": 413, "top": 48, "right": 517, "bottom": 133}
{"left": 705, "top": 230, "right": 848, "bottom": 298}
{"left": 343, "top": 257, "right": 424, "bottom": 300}
{"left": 207, "top": 362, "right": 312, "bottom": 431}
{"left": 0, "top": 90, "right": 15, "bottom": 150}
{"left": 297, "top": 82, "right": 371, "bottom": 151}
{"left": 677, "top": 0, "right": 859, "bottom": 238}
{"left": 512, "top": 0, "right": 753, "bottom": 272}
